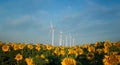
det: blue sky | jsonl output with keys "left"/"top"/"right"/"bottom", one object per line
{"left": 0, "top": 0, "right": 120, "bottom": 45}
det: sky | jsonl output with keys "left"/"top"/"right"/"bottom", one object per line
{"left": 0, "top": 0, "right": 120, "bottom": 45}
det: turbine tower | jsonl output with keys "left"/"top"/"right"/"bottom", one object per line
{"left": 50, "top": 23, "right": 54, "bottom": 46}
{"left": 65, "top": 35, "right": 68, "bottom": 46}
{"left": 69, "top": 34, "right": 72, "bottom": 47}
{"left": 72, "top": 38, "right": 75, "bottom": 46}
{"left": 62, "top": 40, "right": 64, "bottom": 46}
{"left": 59, "top": 31, "right": 63, "bottom": 46}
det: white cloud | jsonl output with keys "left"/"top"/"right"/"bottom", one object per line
{"left": 38, "top": 10, "right": 48, "bottom": 15}
{"left": 86, "top": 0, "right": 111, "bottom": 12}
{"left": 8, "top": 15, "right": 32, "bottom": 26}
{"left": 62, "top": 12, "right": 82, "bottom": 21}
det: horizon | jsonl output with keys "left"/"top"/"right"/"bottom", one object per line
{"left": 0, "top": 0, "right": 120, "bottom": 45}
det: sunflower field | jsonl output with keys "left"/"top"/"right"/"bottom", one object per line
{"left": 0, "top": 40, "right": 120, "bottom": 65}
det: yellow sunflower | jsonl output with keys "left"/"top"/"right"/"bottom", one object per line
{"left": 25, "top": 57, "right": 34, "bottom": 65}
{"left": 27, "top": 44, "right": 34, "bottom": 50}
{"left": 87, "top": 53, "right": 94, "bottom": 60}
{"left": 19, "top": 44, "right": 25, "bottom": 50}
{"left": 88, "top": 46, "right": 95, "bottom": 52}
{"left": 40, "top": 54, "right": 45, "bottom": 59}
{"left": 103, "top": 54, "right": 120, "bottom": 65}
{"left": 61, "top": 57, "right": 76, "bottom": 65}
{"left": 46, "top": 44, "right": 52, "bottom": 50}
{"left": 2, "top": 44, "right": 10, "bottom": 52}
{"left": 13, "top": 44, "right": 19, "bottom": 50}
{"left": 60, "top": 49, "right": 65, "bottom": 56}
{"left": 35, "top": 44, "right": 41, "bottom": 51}
{"left": 15, "top": 53, "right": 23, "bottom": 61}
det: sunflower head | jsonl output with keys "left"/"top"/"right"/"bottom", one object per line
{"left": 27, "top": 44, "right": 34, "bottom": 50}
{"left": 61, "top": 57, "right": 76, "bottom": 65}
{"left": 87, "top": 53, "right": 94, "bottom": 60}
{"left": 2, "top": 44, "right": 10, "bottom": 52}
{"left": 25, "top": 57, "right": 34, "bottom": 65}
{"left": 15, "top": 53, "right": 23, "bottom": 61}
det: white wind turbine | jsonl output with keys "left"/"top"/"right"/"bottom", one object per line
{"left": 62, "top": 39, "right": 64, "bottom": 46}
{"left": 59, "top": 31, "right": 63, "bottom": 46}
{"left": 50, "top": 23, "right": 54, "bottom": 46}
{"left": 69, "top": 34, "right": 72, "bottom": 47}
{"left": 65, "top": 35, "right": 68, "bottom": 46}
{"left": 72, "top": 38, "right": 75, "bottom": 46}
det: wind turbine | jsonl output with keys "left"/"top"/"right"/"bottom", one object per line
{"left": 62, "top": 39, "right": 64, "bottom": 46}
{"left": 50, "top": 23, "right": 54, "bottom": 46}
{"left": 65, "top": 35, "right": 68, "bottom": 46}
{"left": 59, "top": 31, "right": 63, "bottom": 46}
{"left": 72, "top": 38, "right": 75, "bottom": 46}
{"left": 69, "top": 34, "right": 72, "bottom": 47}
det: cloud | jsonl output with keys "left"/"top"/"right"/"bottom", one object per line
{"left": 63, "top": 13, "right": 80, "bottom": 20}
{"left": 59, "top": 0, "right": 120, "bottom": 25}
{"left": 38, "top": 10, "right": 48, "bottom": 15}
{"left": 1, "top": 13, "right": 51, "bottom": 33}
{"left": 85, "top": 0, "right": 112, "bottom": 12}
{"left": 85, "top": 0, "right": 120, "bottom": 17}
{"left": 8, "top": 15, "right": 32, "bottom": 26}
{"left": 0, "top": 15, "right": 43, "bottom": 32}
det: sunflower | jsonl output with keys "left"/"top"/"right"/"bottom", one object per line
{"left": 13, "top": 44, "right": 19, "bottom": 50}
{"left": 94, "top": 41, "right": 101, "bottom": 47}
{"left": 46, "top": 44, "right": 52, "bottom": 50}
{"left": 96, "top": 49, "right": 103, "bottom": 54}
{"left": 68, "top": 49, "right": 74, "bottom": 54}
{"left": 104, "top": 40, "right": 112, "bottom": 48}
{"left": 35, "top": 44, "right": 41, "bottom": 51}
{"left": 40, "top": 54, "right": 45, "bottom": 59}
{"left": 25, "top": 58, "right": 34, "bottom": 65}
{"left": 2, "top": 44, "right": 10, "bottom": 52}
{"left": 42, "top": 45, "right": 46, "bottom": 50}
{"left": 61, "top": 57, "right": 76, "bottom": 65}
{"left": 45, "top": 59, "right": 49, "bottom": 63}
{"left": 87, "top": 53, "right": 94, "bottom": 60}
{"left": 53, "top": 50, "right": 60, "bottom": 56}
{"left": 103, "top": 47, "right": 109, "bottom": 53}
{"left": 19, "top": 44, "right": 25, "bottom": 50}
{"left": 35, "top": 43, "right": 40, "bottom": 47}
{"left": 103, "top": 54, "right": 120, "bottom": 65}
{"left": 27, "top": 44, "right": 34, "bottom": 50}
{"left": 60, "top": 49, "right": 65, "bottom": 56}
{"left": 113, "top": 41, "right": 120, "bottom": 48}
{"left": 76, "top": 48, "right": 84, "bottom": 55}
{"left": 15, "top": 53, "right": 23, "bottom": 61}
{"left": 88, "top": 46, "right": 95, "bottom": 52}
